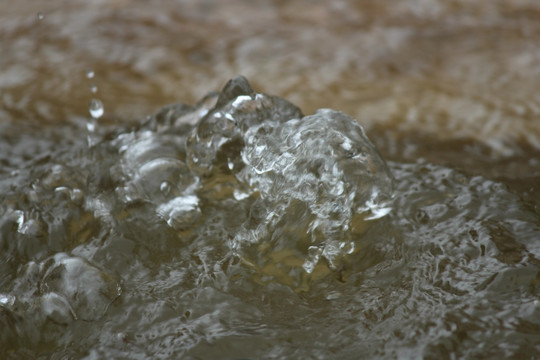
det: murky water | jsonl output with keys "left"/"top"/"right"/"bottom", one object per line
{"left": 2, "top": 1, "right": 540, "bottom": 359}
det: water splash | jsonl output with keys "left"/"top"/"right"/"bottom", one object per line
{"left": 183, "top": 76, "right": 393, "bottom": 277}
{"left": 1, "top": 76, "right": 539, "bottom": 359}
{"left": 237, "top": 108, "right": 394, "bottom": 273}
{"left": 186, "top": 76, "right": 303, "bottom": 176}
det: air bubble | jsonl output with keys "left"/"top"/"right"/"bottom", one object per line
{"left": 86, "top": 69, "right": 95, "bottom": 79}
{"left": 89, "top": 84, "right": 98, "bottom": 94}
{"left": 89, "top": 99, "right": 104, "bottom": 119}
{"left": 37, "top": 12, "right": 45, "bottom": 20}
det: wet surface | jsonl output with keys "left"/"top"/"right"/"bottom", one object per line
{"left": 1, "top": 1, "right": 540, "bottom": 359}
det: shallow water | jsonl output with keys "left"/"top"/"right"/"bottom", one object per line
{"left": 1, "top": 1, "right": 540, "bottom": 359}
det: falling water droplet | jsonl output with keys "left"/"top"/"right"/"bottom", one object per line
{"left": 89, "top": 84, "right": 98, "bottom": 94}
{"left": 37, "top": 12, "right": 45, "bottom": 21}
{"left": 86, "top": 69, "right": 95, "bottom": 79}
{"left": 86, "top": 120, "right": 96, "bottom": 133}
{"left": 88, "top": 99, "right": 104, "bottom": 119}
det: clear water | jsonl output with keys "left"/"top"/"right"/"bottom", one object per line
{"left": 2, "top": 1, "right": 540, "bottom": 359}
{"left": 1, "top": 77, "right": 540, "bottom": 359}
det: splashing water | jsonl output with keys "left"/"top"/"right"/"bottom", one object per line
{"left": 185, "top": 76, "right": 394, "bottom": 279}
{"left": 1, "top": 77, "right": 539, "bottom": 359}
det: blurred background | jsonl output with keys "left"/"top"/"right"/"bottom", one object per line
{"left": 1, "top": 0, "right": 540, "bottom": 204}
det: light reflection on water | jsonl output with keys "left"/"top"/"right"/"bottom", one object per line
{"left": 1, "top": 1, "right": 540, "bottom": 359}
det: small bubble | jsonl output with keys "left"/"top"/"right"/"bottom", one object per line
{"left": 89, "top": 84, "right": 98, "bottom": 93}
{"left": 89, "top": 99, "right": 104, "bottom": 119}
{"left": 37, "top": 12, "right": 45, "bottom": 20}
{"left": 86, "top": 69, "right": 95, "bottom": 79}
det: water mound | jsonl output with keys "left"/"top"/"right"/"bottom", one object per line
{"left": 181, "top": 76, "right": 394, "bottom": 280}
{"left": 237, "top": 108, "right": 393, "bottom": 274}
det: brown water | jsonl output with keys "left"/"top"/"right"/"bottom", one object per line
{"left": 1, "top": 1, "right": 540, "bottom": 359}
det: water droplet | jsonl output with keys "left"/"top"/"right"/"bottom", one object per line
{"left": 160, "top": 181, "right": 171, "bottom": 195}
{"left": 89, "top": 99, "right": 104, "bottom": 119}
{"left": 86, "top": 119, "right": 96, "bottom": 133}
{"left": 37, "top": 12, "right": 45, "bottom": 20}
{"left": 89, "top": 84, "right": 98, "bottom": 94}
{"left": 86, "top": 69, "right": 95, "bottom": 79}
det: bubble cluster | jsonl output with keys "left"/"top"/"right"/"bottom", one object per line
{"left": 186, "top": 76, "right": 303, "bottom": 176}
{"left": 237, "top": 109, "right": 393, "bottom": 272}
{"left": 183, "top": 76, "right": 394, "bottom": 276}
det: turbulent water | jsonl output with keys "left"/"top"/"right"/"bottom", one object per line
{"left": 1, "top": 76, "right": 539, "bottom": 359}
{"left": 2, "top": 1, "right": 540, "bottom": 359}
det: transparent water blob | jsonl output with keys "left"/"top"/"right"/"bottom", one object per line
{"left": 235, "top": 108, "right": 394, "bottom": 276}
{"left": 114, "top": 131, "right": 198, "bottom": 206}
{"left": 186, "top": 75, "right": 303, "bottom": 176}
{"left": 39, "top": 253, "right": 121, "bottom": 321}
{"left": 182, "top": 76, "right": 394, "bottom": 284}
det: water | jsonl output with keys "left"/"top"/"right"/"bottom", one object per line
{"left": 1, "top": 76, "right": 539, "bottom": 359}
{"left": 88, "top": 99, "right": 104, "bottom": 119}
{"left": 1, "top": 1, "right": 540, "bottom": 359}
